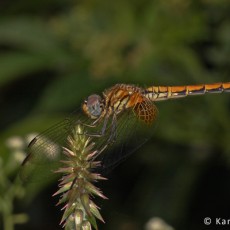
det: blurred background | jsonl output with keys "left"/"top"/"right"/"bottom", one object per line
{"left": 0, "top": 0, "right": 230, "bottom": 229}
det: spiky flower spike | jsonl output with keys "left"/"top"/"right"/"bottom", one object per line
{"left": 54, "top": 124, "right": 107, "bottom": 230}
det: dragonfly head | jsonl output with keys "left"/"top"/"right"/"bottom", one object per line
{"left": 82, "top": 94, "right": 104, "bottom": 119}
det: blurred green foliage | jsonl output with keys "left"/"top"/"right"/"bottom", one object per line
{"left": 0, "top": 0, "right": 230, "bottom": 229}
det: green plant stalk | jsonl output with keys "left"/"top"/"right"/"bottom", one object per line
{"left": 0, "top": 173, "right": 27, "bottom": 230}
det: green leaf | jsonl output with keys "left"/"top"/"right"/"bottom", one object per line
{"left": 0, "top": 52, "right": 50, "bottom": 86}
{"left": 0, "top": 18, "right": 59, "bottom": 53}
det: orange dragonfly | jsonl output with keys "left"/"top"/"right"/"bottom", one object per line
{"left": 21, "top": 82, "right": 230, "bottom": 181}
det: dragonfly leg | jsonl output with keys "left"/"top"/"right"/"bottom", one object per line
{"left": 84, "top": 112, "right": 110, "bottom": 138}
{"left": 77, "top": 119, "right": 97, "bottom": 128}
{"left": 90, "top": 113, "right": 118, "bottom": 162}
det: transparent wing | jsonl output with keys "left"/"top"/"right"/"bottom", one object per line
{"left": 20, "top": 101, "right": 158, "bottom": 183}
{"left": 19, "top": 110, "right": 90, "bottom": 183}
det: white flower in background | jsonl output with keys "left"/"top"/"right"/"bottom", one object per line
{"left": 145, "top": 217, "right": 174, "bottom": 230}
{"left": 5, "top": 133, "right": 37, "bottom": 164}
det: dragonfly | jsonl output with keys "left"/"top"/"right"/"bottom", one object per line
{"left": 21, "top": 82, "right": 230, "bottom": 182}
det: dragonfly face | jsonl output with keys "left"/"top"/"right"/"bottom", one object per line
{"left": 82, "top": 94, "right": 104, "bottom": 119}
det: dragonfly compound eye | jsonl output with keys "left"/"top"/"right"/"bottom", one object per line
{"left": 83, "top": 94, "right": 103, "bottom": 119}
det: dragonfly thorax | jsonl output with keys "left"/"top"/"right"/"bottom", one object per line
{"left": 82, "top": 94, "right": 104, "bottom": 119}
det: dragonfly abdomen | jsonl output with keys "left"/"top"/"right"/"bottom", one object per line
{"left": 145, "top": 82, "right": 230, "bottom": 101}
